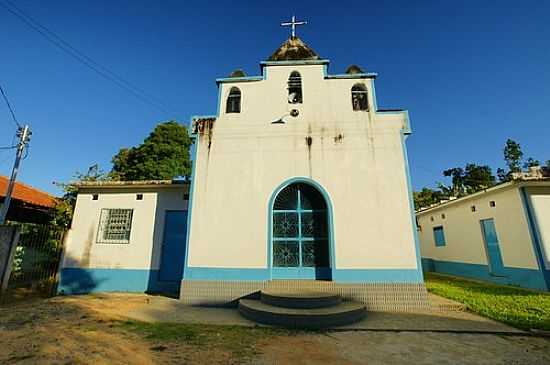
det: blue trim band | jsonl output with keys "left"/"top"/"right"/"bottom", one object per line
{"left": 260, "top": 59, "right": 330, "bottom": 66}
{"left": 422, "top": 258, "right": 548, "bottom": 291}
{"left": 184, "top": 267, "right": 423, "bottom": 283}
{"left": 58, "top": 268, "right": 181, "bottom": 294}
{"left": 325, "top": 73, "right": 377, "bottom": 79}
{"left": 216, "top": 76, "right": 264, "bottom": 84}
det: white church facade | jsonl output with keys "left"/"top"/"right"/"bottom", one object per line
{"left": 59, "top": 34, "right": 428, "bottom": 311}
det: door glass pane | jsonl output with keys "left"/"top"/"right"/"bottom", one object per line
{"left": 273, "top": 212, "right": 298, "bottom": 237}
{"left": 302, "top": 240, "right": 329, "bottom": 267}
{"left": 301, "top": 211, "right": 327, "bottom": 238}
{"left": 299, "top": 184, "right": 327, "bottom": 210}
{"left": 273, "top": 241, "right": 299, "bottom": 267}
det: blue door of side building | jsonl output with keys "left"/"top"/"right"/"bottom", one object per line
{"left": 480, "top": 219, "right": 505, "bottom": 276}
{"left": 159, "top": 210, "right": 188, "bottom": 282}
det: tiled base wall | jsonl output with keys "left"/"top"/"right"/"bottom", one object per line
{"left": 180, "top": 280, "right": 430, "bottom": 312}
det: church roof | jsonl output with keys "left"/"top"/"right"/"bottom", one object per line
{"left": 267, "top": 36, "right": 320, "bottom": 61}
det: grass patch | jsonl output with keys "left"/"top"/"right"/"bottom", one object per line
{"left": 425, "top": 273, "right": 550, "bottom": 331}
{"left": 118, "top": 321, "right": 297, "bottom": 359}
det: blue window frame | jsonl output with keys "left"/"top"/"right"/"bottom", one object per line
{"left": 433, "top": 226, "right": 446, "bottom": 247}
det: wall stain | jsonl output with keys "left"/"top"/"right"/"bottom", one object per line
{"left": 80, "top": 225, "right": 95, "bottom": 268}
{"left": 305, "top": 135, "right": 313, "bottom": 177}
{"left": 334, "top": 133, "right": 344, "bottom": 144}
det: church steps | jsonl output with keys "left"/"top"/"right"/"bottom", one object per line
{"left": 238, "top": 291, "right": 366, "bottom": 329}
{"left": 260, "top": 291, "right": 342, "bottom": 309}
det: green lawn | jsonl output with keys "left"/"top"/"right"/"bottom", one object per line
{"left": 425, "top": 273, "right": 550, "bottom": 331}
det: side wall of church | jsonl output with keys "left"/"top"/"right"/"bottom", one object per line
{"left": 185, "top": 64, "right": 421, "bottom": 282}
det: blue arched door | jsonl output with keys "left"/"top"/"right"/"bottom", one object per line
{"left": 271, "top": 183, "right": 331, "bottom": 279}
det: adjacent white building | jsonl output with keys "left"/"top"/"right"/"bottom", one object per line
{"left": 59, "top": 180, "right": 189, "bottom": 294}
{"left": 417, "top": 172, "right": 550, "bottom": 291}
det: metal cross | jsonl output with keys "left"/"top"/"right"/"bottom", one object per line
{"left": 281, "top": 15, "right": 307, "bottom": 38}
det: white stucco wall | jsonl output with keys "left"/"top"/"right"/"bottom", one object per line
{"left": 525, "top": 186, "right": 550, "bottom": 269}
{"left": 62, "top": 186, "right": 188, "bottom": 270}
{"left": 417, "top": 186, "right": 539, "bottom": 269}
{"left": 187, "top": 63, "right": 418, "bottom": 270}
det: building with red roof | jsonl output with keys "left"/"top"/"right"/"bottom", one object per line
{"left": 0, "top": 176, "right": 57, "bottom": 223}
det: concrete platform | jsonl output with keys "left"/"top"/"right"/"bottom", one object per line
{"left": 239, "top": 298, "right": 366, "bottom": 329}
{"left": 125, "top": 294, "right": 525, "bottom": 334}
{"left": 261, "top": 291, "right": 342, "bottom": 309}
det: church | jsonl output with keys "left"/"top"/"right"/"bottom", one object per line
{"left": 59, "top": 21, "right": 428, "bottom": 311}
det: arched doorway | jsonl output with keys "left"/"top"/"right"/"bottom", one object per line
{"left": 271, "top": 182, "right": 331, "bottom": 279}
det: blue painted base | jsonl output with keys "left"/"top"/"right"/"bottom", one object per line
{"left": 58, "top": 268, "right": 181, "bottom": 295}
{"left": 183, "top": 267, "right": 424, "bottom": 283}
{"left": 421, "top": 258, "right": 549, "bottom": 291}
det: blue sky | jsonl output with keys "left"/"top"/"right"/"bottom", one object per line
{"left": 1, "top": 0, "right": 549, "bottom": 195}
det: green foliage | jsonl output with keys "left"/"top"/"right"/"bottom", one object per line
{"left": 503, "top": 138, "right": 523, "bottom": 173}
{"left": 438, "top": 164, "right": 495, "bottom": 199}
{"left": 523, "top": 157, "right": 540, "bottom": 169}
{"left": 51, "top": 121, "right": 191, "bottom": 226}
{"left": 416, "top": 138, "right": 547, "bottom": 210}
{"left": 463, "top": 163, "right": 496, "bottom": 193}
{"left": 110, "top": 121, "right": 192, "bottom": 181}
{"left": 52, "top": 164, "right": 109, "bottom": 227}
{"left": 413, "top": 188, "right": 445, "bottom": 210}
{"left": 425, "top": 273, "right": 550, "bottom": 331}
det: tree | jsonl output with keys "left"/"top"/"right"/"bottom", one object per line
{"left": 111, "top": 121, "right": 192, "bottom": 181}
{"left": 441, "top": 167, "right": 466, "bottom": 197}
{"left": 523, "top": 157, "right": 540, "bottom": 169}
{"left": 110, "top": 148, "right": 131, "bottom": 181}
{"left": 439, "top": 164, "right": 495, "bottom": 197}
{"left": 52, "top": 165, "right": 109, "bottom": 227}
{"left": 502, "top": 139, "right": 523, "bottom": 180}
{"left": 413, "top": 188, "right": 445, "bottom": 210}
{"left": 463, "top": 163, "right": 495, "bottom": 193}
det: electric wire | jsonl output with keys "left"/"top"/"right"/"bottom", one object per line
{"left": 0, "top": 0, "right": 178, "bottom": 116}
{"left": 0, "top": 83, "right": 20, "bottom": 128}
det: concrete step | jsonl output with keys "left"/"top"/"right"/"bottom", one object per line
{"left": 261, "top": 290, "right": 342, "bottom": 309}
{"left": 238, "top": 299, "right": 367, "bottom": 329}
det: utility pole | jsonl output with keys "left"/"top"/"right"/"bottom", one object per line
{"left": 0, "top": 125, "right": 31, "bottom": 224}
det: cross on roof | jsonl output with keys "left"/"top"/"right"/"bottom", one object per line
{"left": 281, "top": 15, "right": 307, "bottom": 38}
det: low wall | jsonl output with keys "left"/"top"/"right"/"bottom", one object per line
{"left": 180, "top": 280, "right": 430, "bottom": 312}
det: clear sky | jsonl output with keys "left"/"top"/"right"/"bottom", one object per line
{"left": 1, "top": 0, "right": 549, "bottom": 195}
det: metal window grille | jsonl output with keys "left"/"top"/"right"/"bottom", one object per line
{"left": 97, "top": 209, "right": 133, "bottom": 244}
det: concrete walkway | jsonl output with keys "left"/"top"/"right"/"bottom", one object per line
{"left": 125, "top": 294, "right": 524, "bottom": 334}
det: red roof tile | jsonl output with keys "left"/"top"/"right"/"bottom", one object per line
{"left": 0, "top": 176, "right": 57, "bottom": 208}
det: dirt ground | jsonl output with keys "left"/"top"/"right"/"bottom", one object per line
{"left": 1, "top": 293, "right": 550, "bottom": 365}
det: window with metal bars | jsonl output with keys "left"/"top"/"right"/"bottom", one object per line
{"left": 351, "top": 83, "right": 369, "bottom": 111}
{"left": 97, "top": 209, "right": 133, "bottom": 244}
{"left": 287, "top": 71, "right": 303, "bottom": 104}
{"left": 226, "top": 87, "right": 241, "bottom": 113}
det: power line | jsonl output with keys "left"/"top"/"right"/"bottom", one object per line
{"left": 0, "top": 84, "right": 21, "bottom": 128}
{"left": 0, "top": 0, "right": 179, "bottom": 116}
